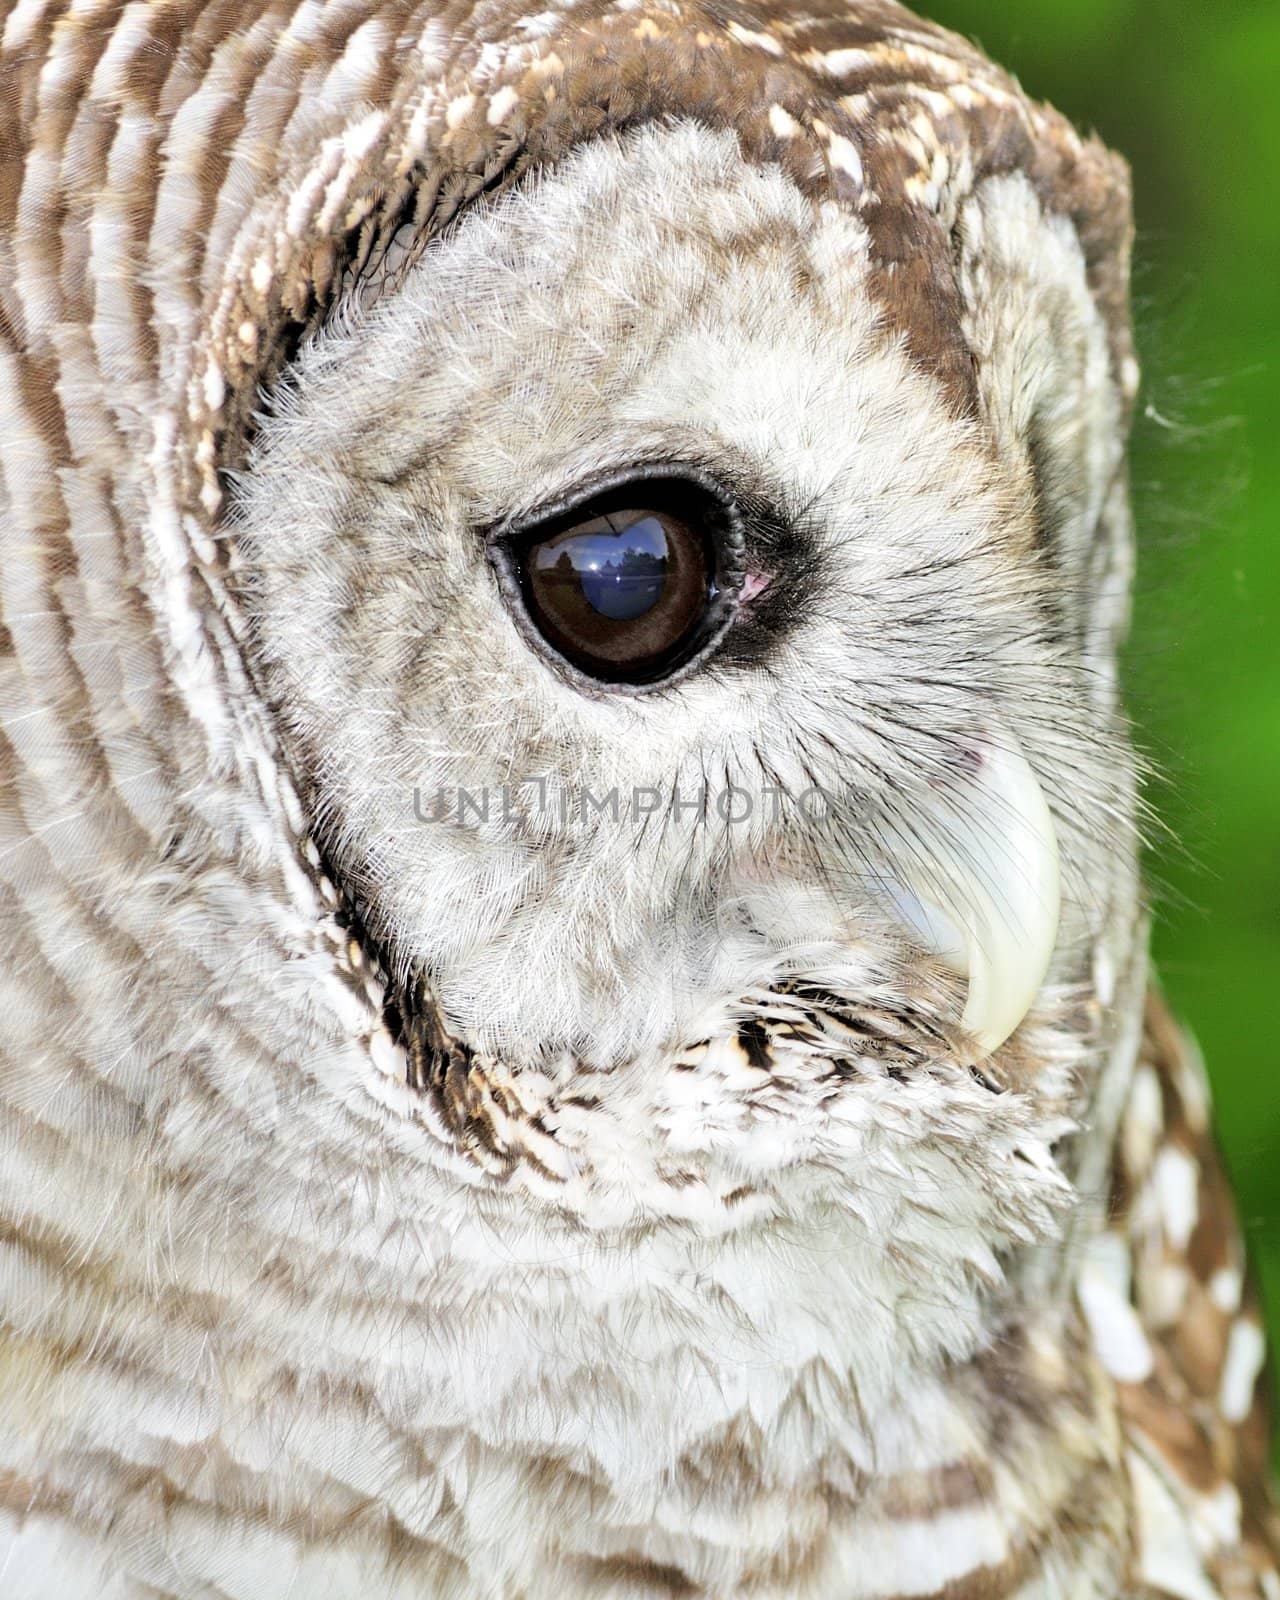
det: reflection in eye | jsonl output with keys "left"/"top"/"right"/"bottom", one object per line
{"left": 533, "top": 515, "right": 670, "bottom": 623}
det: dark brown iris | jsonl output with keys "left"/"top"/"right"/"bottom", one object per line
{"left": 511, "top": 482, "right": 723, "bottom": 684}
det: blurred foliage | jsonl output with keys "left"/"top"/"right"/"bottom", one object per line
{"left": 926, "top": 0, "right": 1280, "bottom": 1387}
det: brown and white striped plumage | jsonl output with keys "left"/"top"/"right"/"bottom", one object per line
{"left": 0, "top": 0, "right": 1274, "bottom": 1595}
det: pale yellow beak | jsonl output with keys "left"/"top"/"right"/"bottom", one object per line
{"left": 892, "top": 733, "right": 1062, "bottom": 1060}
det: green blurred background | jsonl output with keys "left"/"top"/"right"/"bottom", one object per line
{"left": 925, "top": 0, "right": 1280, "bottom": 1380}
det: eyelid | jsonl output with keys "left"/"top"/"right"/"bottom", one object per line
{"left": 485, "top": 460, "right": 749, "bottom": 569}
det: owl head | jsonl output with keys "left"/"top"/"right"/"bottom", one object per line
{"left": 237, "top": 114, "right": 1127, "bottom": 1068}
{"left": 212, "top": 0, "right": 1138, "bottom": 1208}
{"left": 7, "top": 1, "right": 1143, "bottom": 1344}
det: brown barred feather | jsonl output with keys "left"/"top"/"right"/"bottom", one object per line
{"left": 1107, "top": 993, "right": 1279, "bottom": 1596}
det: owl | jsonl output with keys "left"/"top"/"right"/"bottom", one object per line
{"left": 0, "top": 0, "right": 1274, "bottom": 1595}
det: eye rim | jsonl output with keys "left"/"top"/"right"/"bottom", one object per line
{"left": 485, "top": 463, "right": 749, "bottom": 695}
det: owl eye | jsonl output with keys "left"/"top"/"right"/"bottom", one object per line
{"left": 493, "top": 474, "right": 741, "bottom": 688}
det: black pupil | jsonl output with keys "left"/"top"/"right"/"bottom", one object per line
{"left": 513, "top": 484, "right": 722, "bottom": 685}
{"left": 534, "top": 512, "right": 670, "bottom": 623}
